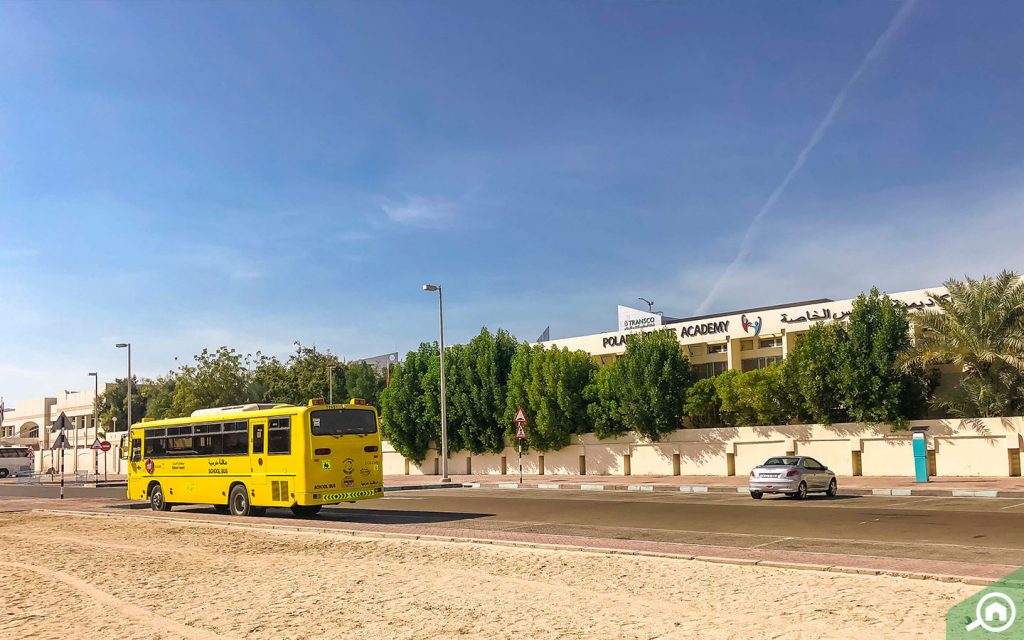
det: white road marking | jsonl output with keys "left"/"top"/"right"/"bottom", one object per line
{"left": 999, "top": 502, "right": 1024, "bottom": 510}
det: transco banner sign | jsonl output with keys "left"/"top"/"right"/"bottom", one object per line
{"left": 617, "top": 306, "right": 662, "bottom": 332}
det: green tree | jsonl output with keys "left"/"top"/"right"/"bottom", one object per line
{"left": 589, "top": 330, "right": 695, "bottom": 441}
{"left": 141, "top": 375, "right": 178, "bottom": 420}
{"left": 170, "top": 347, "right": 253, "bottom": 416}
{"left": 447, "top": 328, "right": 518, "bottom": 454}
{"left": 903, "top": 271, "right": 1024, "bottom": 417}
{"left": 379, "top": 342, "right": 437, "bottom": 463}
{"left": 345, "top": 362, "right": 385, "bottom": 408}
{"left": 684, "top": 377, "right": 721, "bottom": 428}
{"left": 251, "top": 353, "right": 295, "bottom": 404}
{"left": 784, "top": 322, "right": 849, "bottom": 424}
{"left": 839, "top": 288, "right": 928, "bottom": 427}
{"left": 94, "top": 377, "right": 147, "bottom": 431}
{"left": 505, "top": 344, "right": 597, "bottom": 450}
{"left": 735, "top": 364, "right": 791, "bottom": 426}
{"left": 712, "top": 369, "right": 745, "bottom": 426}
{"left": 286, "top": 343, "right": 343, "bottom": 404}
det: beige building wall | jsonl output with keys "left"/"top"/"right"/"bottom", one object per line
{"left": 384, "top": 417, "right": 1024, "bottom": 478}
{"left": 1, "top": 386, "right": 113, "bottom": 474}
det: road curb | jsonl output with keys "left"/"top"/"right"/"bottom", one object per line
{"left": 27, "top": 508, "right": 1002, "bottom": 586}
{"left": 455, "top": 481, "right": 1021, "bottom": 498}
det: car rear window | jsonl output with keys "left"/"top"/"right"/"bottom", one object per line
{"left": 764, "top": 457, "right": 800, "bottom": 466}
{"left": 309, "top": 409, "right": 378, "bottom": 435}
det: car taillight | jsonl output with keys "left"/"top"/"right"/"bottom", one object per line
{"left": 786, "top": 469, "right": 800, "bottom": 478}
{"left": 749, "top": 470, "right": 756, "bottom": 478}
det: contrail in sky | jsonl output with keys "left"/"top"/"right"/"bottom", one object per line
{"left": 694, "top": 0, "right": 918, "bottom": 315}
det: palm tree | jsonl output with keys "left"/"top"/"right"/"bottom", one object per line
{"left": 903, "top": 271, "right": 1024, "bottom": 418}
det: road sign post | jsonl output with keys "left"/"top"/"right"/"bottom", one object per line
{"left": 51, "top": 431, "right": 70, "bottom": 500}
{"left": 513, "top": 406, "right": 528, "bottom": 484}
{"left": 100, "top": 441, "right": 111, "bottom": 482}
{"left": 91, "top": 438, "right": 103, "bottom": 480}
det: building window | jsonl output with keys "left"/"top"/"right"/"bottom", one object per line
{"left": 707, "top": 343, "right": 726, "bottom": 354}
{"left": 694, "top": 361, "right": 728, "bottom": 379}
{"left": 740, "top": 340, "right": 754, "bottom": 351}
{"left": 741, "top": 356, "right": 783, "bottom": 372}
{"left": 759, "top": 337, "right": 782, "bottom": 349}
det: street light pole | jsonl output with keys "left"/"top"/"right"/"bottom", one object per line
{"left": 116, "top": 343, "right": 132, "bottom": 434}
{"left": 327, "top": 365, "right": 335, "bottom": 404}
{"left": 88, "top": 372, "right": 98, "bottom": 477}
{"left": 422, "top": 284, "right": 450, "bottom": 483}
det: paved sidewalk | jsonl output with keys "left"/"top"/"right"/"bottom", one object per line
{"left": 390, "top": 473, "right": 1024, "bottom": 497}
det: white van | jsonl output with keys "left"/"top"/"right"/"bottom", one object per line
{"left": 0, "top": 446, "right": 33, "bottom": 478}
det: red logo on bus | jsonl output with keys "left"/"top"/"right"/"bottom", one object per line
{"left": 145, "top": 458, "right": 154, "bottom": 474}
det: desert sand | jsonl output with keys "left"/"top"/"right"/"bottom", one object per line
{"left": 0, "top": 511, "right": 972, "bottom": 639}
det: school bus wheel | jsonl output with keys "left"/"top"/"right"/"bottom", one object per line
{"left": 290, "top": 504, "right": 322, "bottom": 517}
{"left": 229, "top": 483, "right": 251, "bottom": 516}
{"left": 149, "top": 482, "right": 171, "bottom": 512}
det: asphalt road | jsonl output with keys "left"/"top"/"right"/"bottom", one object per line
{"left": 4, "top": 483, "right": 1024, "bottom": 566}
{"left": 339, "top": 489, "right": 1024, "bottom": 566}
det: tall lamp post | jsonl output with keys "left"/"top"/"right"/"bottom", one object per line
{"left": 422, "top": 284, "right": 450, "bottom": 483}
{"left": 327, "top": 365, "right": 336, "bottom": 405}
{"left": 88, "top": 372, "right": 99, "bottom": 477}
{"left": 87, "top": 373, "right": 98, "bottom": 443}
{"left": 115, "top": 343, "right": 132, "bottom": 434}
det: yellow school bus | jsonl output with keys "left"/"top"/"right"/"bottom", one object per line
{"left": 124, "top": 399, "right": 383, "bottom": 516}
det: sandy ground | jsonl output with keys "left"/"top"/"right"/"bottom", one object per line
{"left": 0, "top": 511, "right": 973, "bottom": 640}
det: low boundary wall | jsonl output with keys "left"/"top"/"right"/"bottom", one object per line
{"left": 384, "top": 418, "right": 1024, "bottom": 478}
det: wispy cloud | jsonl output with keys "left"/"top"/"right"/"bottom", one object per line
{"left": 694, "top": 0, "right": 919, "bottom": 314}
{"left": 668, "top": 178, "right": 1024, "bottom": 316}
{"left": 379, "top": 194, "right": 459, "bottom": 228}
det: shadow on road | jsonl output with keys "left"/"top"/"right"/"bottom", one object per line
{"left": 176, "top": 505, "right": 493, "bottom": 525}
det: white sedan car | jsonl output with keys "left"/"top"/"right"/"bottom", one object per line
{"left": 748, "top": 456, "right": 837, "bottom": 500}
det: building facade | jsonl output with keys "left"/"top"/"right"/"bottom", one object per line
{"left": 0, "top": 387, "right": 116, "bottom": 473}
{"left": 538, "top": 286, "right": 953, "bottom": 380}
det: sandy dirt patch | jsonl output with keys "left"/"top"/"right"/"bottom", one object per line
{"left": 0, "top": 511, "right": 972, "bottom": 639}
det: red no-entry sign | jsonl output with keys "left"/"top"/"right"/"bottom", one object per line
{"left": 100, "top": 441, "right": 112, "bottom": 452}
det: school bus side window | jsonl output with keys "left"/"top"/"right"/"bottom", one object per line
{"left": 130, "top": 438, "right": 142, "bottom": 462}
{"left": 269, "top": 417, "right": 290, "bottom": 455}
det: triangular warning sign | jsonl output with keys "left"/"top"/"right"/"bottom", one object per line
{"left": 513, "top": 406, "right": 527, "bottom": 424}
{"left": 91, "top": 438, "right": 103, "bottom": 450}
{"left": 51, "top": 432, "right": 71, "bottom": 450}
{"left": 515, "top": 423, "right": 527, "bottom": 439}
{"left": 50, "top": 412, "right": 73, "bottom": 432}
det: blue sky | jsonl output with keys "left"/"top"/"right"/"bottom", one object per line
{"left": 2, "top": 1, "right": 1023, "bottom": 402}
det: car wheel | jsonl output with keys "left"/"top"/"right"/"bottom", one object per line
{"left": 149, "top": 484, "right": 171, "bottom": 511}
{"left": 750, "top": 491, "right": 763, "bottom": 500}
{"left": 0, "top": 469, "right": 9, "bottom": 479}
{"left": 229, "top": 484, "right": 251, "bottom": 516}
{"left": 826, "top": 478, "right": 838, "bottom": 497}
{"left": 794, "top": 481, "right": 808, "bottom": 500}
